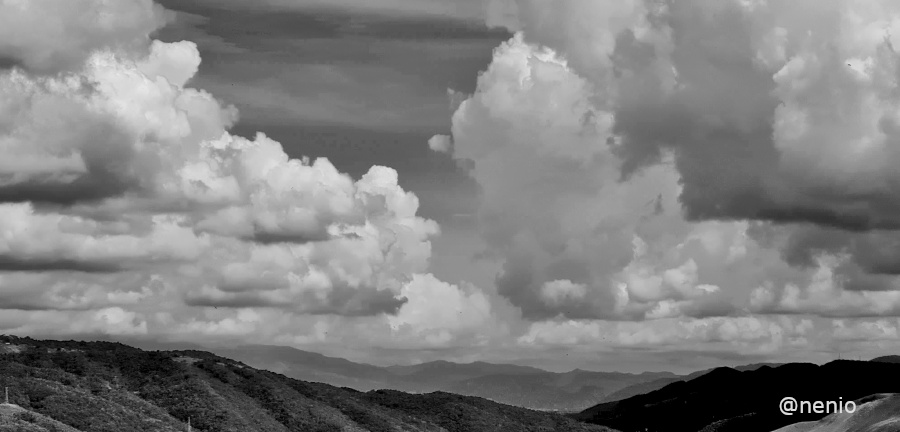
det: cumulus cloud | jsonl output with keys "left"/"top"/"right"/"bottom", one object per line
{"left": 427, "top": 135, "right": 453, "bottom": 153}
{"left": 492, "top": 0, "right": 900, "bottom": 233}
{"left": 0, "top": 204, "right": 208, "bottom": 272}
{"left": 434, "top": 0, "right": 900, "bottom": 328}
{"left": 11, "top": 0, "right": 900, "bottom": 368}
{"left": 0, "top": 0, "right": 171, "bottom": 73}
{"left": 0, "top": 0, "right": 498, "bottom": 350}
{"left": 440, "top": 33, "right": 747, "bottom": 321}
{"left": 387, "top": 273, "right": 497, "bottom": 347}
{"left": 750, "top": 255, "right": 900, "bottom": 318}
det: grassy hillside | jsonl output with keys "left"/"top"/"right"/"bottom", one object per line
{"left": 576, "top": 362, "right": 900, "bottom": 432}
{"left": 0, "top": 336, "right": 617, "bottom": 432}
{"left": 0, "top": 403, "right": 83, "bottom": 432}
{"left": 770, "top": 393, "right": 900, "bottom": 432}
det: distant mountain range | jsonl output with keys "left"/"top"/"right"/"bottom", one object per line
{"left": 130, "top": 342, "right": 788, "bottom": 412}
{"left": 0, "top": 335, "right": 614, "bottom": 432}
{"left": 2, "top": 335, "right": 900, "bottom": 432}
{"left": 210, "top": 344, "right": 681, "bottom": 411}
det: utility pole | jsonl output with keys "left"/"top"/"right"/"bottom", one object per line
{"left": 4, "top": 386, "right": 8, "bottom": 405}
{"left": 187, "top": 416, "right": 191, "bottom": 432}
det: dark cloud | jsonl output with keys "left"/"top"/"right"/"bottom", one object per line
{"left": 0, "top": 174, "right": 134, "bottom": 206}
{"left": 247, "top": 231, "right": 359, "bottom": 245}
{"left": 0, "top": 95, "right": 143, "bottom": 207}
{"left": 0, "top": 256, "right": 123, "bottom": 274}
{"left": 494, "top": 249, "right": 626, "bottom": 321}
{"left": 152, "top": 0, "right": 495, "bottom": 227}
{"left": 186, "top": 285, "right": 407, "bottom": 316}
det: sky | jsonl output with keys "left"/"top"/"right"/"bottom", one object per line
{"left": 4, "top": 0, "right": 900, "bottom": 374}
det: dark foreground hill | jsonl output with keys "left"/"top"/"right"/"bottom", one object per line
{"left": 575, "top": 361, "right": 900, "bottom": 432}
{"left": 0, "top": 336, "right": 616, "bottom": 432}
{"left": 771, "top": 393, "right": 900, "bottom": 432}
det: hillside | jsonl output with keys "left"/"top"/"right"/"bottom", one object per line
{"left": 771, "top": 393, "right": 900, "bottom": 432}
{"left": 214, "top": 344, "right": 674, "bottom": 411}
{"left": 869, "top": 356, "right": 900, "bottom": 364}
{"left": 0, "top": 403, "right": 82, "bottom": 432}
{"left": 0, "top": 336, "right": 617, "bottom": 432}
{"left": 575, "top": 362, "right": 900, "bottom": 432}
{"left": 597, "top": 362, "right": 784, "bottom": 404}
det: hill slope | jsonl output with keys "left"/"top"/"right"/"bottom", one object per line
{"left": 576, "top": 362, "right": 900, "bottom": 432}
{"left": 0, "top": 403, "right": 83, "bottom": 432}
{"left": 771, "top": 393, "right": 900, "bottom": 432}
{"left": 0, "top": 336, "right": 616, "bottom": 432}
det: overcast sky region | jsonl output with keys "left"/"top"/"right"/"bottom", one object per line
{"left": 5, "top": 0, "right": 900, "bottom": 374}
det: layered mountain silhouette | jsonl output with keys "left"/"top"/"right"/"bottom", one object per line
{"left": 5, "top": 335, "right": 900, "bottom": 432}
{"left": 209, "top": 344, "right": 678, "bottom": 411}
{"left": 134, "top": 343, "right": 789, "bottom": 412}
{"left": 575, "top": 361, "right": 900, "bottom": 432}
{"left": 0, "top": 335, "right": 615, "bottom": 432}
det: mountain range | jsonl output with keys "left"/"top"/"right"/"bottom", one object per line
{"left": 131, "top": 343, "right": 788, "bottom": 412}
{"left": 209, "top": 344, "right": 680, "bottom": 411}
{"left": 3, "top": 335, "right": 899, "bottom": 432}
{"left": 0, "top": 335, "right": 614, "bottom": 432}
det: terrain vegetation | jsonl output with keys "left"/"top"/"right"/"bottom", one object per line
{"left": 0, "top": 335, "right": 614, "bottom": 432}
{"left": 575, "top": 361, "right": 900, "bottom": 432}
{"left": 4, "top": 335, "right": 899, "bottom": 432}
{"left": 770, "top": 393, "right": 900, "bottom": 432}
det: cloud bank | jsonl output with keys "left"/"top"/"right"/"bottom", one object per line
{"left": 0, "top": 0, "right": 502, "bottom": 356}
{"left": 8, "top": 0, "right": 900, "bottom": 370}
{"left": 433, "top": 0, "right": 900, "bottom": 363}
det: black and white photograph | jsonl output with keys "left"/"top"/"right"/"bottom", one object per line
{"left": 2, "top": 0, "right": 900, "bottom": 431}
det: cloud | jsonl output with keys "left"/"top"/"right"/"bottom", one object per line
{"left": 750, "top": 255, "right": 900, "bottom": 318}
{"left": 182, "top": 0, "right": 489, "bottom": 22}
{"left": 428, "top": 135, "right": 453, "bottom": 153}
{"left": 832, "top": 318, "right": 900, "bottom": 342}
{"left": 387, "top": 273, "right": 497, "bottom": 347}
{"left": 0, "top": 203, "right": 208, "bottom": 272}
{"left": 10, "top": 0, "right": 900, "bottom": 369}
{"left": 491, "top": 0, "right": 900, "bottom": 234}
{"left": 517, "top": 315, "right": 816, "bottom": 356}
{"left": 0, "top": 0, "right": 487, "bottom": 345}
{"left": 439, "top": 33, "right": 746, "bottom": 321}
{"left": 0, "top": 0, "right": 171, "bottom": 73}
{"left": 435, "top": 0, "right": 900, "bottom": 326}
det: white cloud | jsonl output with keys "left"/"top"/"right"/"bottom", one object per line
{"left": 427, "top": 134, "right": 453, "bottom": 153}
{"left": 9, "top": 0, "right": 900, "bottom": 369}
{"left": 388, "top": 273, "right": 497, "bottom": 347}
{"left": 0, "top": 0, "right": 170, "bottom": 73}
{"left": 0, "top": 0, "right": 493, "bottom": 352}
{"left": 750, "top": 255, "right": 900, "bottom": 317}
{"left": 436, "top": 0, "right": 900, "bottom": 329}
